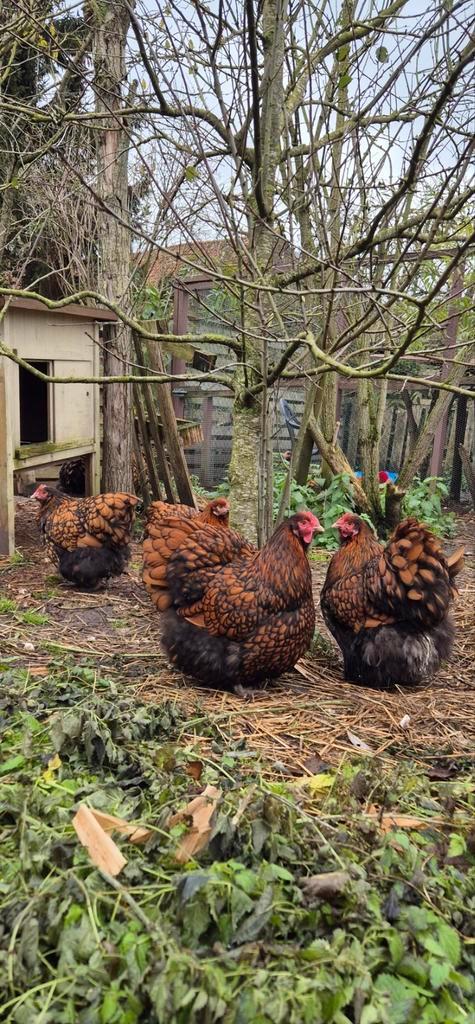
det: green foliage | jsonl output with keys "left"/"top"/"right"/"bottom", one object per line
{"left": 273, "top": 469, "right": 356, "bottom": 550}
{"left": 0, "top": 599, "right": 49, "bottom": 626}
{"left": 194, "top": 470, "right": 455, "bottom": 546}
{"left": 0, "top": 664, "right": 474, "bottom": 1022}
{"left": 137, "top": 283, "right": 173, "bottom": 322}
{"left": 401, "top": 478, "right": 456, "bottom": 538}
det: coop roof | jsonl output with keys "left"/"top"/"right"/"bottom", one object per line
{"left": 0, "top": 297, "right": 118, "bottom": 321}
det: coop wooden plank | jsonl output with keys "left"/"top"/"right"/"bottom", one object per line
{"left": 146, "top": 327, "right": 197, "bottom": 507}
{"left": 0, "top": 361, "right": 15, "bottom": 556}
{"left": 133, "top": 333, "right": 175, "bottom": 501}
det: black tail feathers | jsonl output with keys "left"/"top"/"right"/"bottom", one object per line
{"left": 58, "top": 545, "right": 130, "bottom": 588}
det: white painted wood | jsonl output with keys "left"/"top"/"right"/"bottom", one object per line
{"left": 52, "top": 360, "right": 95, "bottom": 441}
{"left": 91, "top": 323, "right": 101, "bottom": 491}
{"left": 0, "top": 357, "right": 15, "bottom": 556}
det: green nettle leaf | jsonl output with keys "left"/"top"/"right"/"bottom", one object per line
{"left": 101, "top": 988, "right": 119, "bottom": 1024}
{"left": 235, "top": 868, "right": 259, "bottom": 893}
{"left": 0, "top": 754, "right": 25, "bottom": 775}
{"left": 447, "top": 833, "right": 466, "bottom": 858}
{"left": 376, "top": 46, "right": 389, "bottom": 62}
{"left": 429, "top": 960, "right": 451, "bottom": 989}
{"left": 398, "top": 954, "right": 430, "bottom": 987}
{"left": 373, "top": 974, "right": 419, "bottom": 1024}
{"left": 436, "top": 923, "right": 461, "bottom": 966}
{"left": 234, "top": 887, "right": 274, "bottom": 944}
{"left": 388, "top": 930, "right": 406, "bottom": 966}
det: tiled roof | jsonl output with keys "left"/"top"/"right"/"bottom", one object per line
{"left": 145, "top": 235, "right": 293, "bottom": 284}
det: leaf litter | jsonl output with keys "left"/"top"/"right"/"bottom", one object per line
{"left": 0, "top": 664, "right": 475, "bottom": 1023}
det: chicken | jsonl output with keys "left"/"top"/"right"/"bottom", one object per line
{"left": 143, "top": 509, "right": 322, "bottom": 690}
{"left": 32, "top": 484, "right": 138, "bottom": 589}
{"left": 321, "top": 512, "right": 464, "bottom": 687}
{"left": 58, "top": 457, "right": 86, "bottom": 496}
{"left": 145, "top": 497, "right": 230, "bottom": 540}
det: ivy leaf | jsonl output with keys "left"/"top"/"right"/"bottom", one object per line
{"left": 376, "top": 46, "right": 389, "bottom": 62}
{"left": 338, "top": 73, "right": 352, "bottom": 89}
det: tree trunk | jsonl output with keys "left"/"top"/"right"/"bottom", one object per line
{"left": 228, "top": 394, "right": 261, "bottom": 542}
{"left": 308, "top": 414, "right": 372, "bottom": 514}
{"left": 228, "top": 0, "right": 287, "bottom": 543}
{"left": 93, "top": 1, "right": 133, "bottom": 492}
{"left": 319, "top": 373, "right": 339, "bottom": 483}
{"left": 358, "top": 377, "right": 388, "bottom": 527}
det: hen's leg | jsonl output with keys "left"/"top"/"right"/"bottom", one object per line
{"left": 233, "top": 683, "right": 265, "bottom": 700}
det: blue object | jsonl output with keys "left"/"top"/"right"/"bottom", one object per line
{"left": 355, "top": 470, "right": 398, "bottom": 481}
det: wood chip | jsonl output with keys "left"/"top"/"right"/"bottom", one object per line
{"left": 364, "top": 805, "right": 447, "bottom": 832}
{"left": 73, "top": 804, "right": 127, "bottom": 876}
{"left": 89, "top": 809, "right": 152, "bottom": 845}
{"left": 168, "top": 784, "right": 221, "bottom": 864}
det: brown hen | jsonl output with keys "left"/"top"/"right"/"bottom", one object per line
{"left": 145, "top": 497, "right": 230, "bottom": 538}
{"left": 33, "top": 484, "right": 138, "bottom": 589}
{"left": 321, "top": 513, "right": 464, "bottom": 687}
{"left": 143, "top": 509, "right": 322, "bottom": 690}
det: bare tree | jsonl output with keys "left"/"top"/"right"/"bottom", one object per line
{"left": 91, "top": 1, "right": 134, "bottom": 491}
{"left": 0, "top": 0, "right": 474, "bottom": 536}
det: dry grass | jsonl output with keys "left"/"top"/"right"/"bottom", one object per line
{"left": 1, "top": 498, "right": 474, "bottom": 774}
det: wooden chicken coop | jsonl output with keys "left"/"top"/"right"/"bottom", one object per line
{"left": 0, "top": 297, "right": 112, "bottom": 556}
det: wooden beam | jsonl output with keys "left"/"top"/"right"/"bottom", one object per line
{"left": 147, "top": 327, "right": 197, "bottom": 507}
{"left": 132, "top": 383, "right": 162, "bottom": 500}
{"left": 0, "top": 359, "right": 15, "bottom": 556}
{"left": 132, "top": 424, "right": 151, "bottom": 508}
{"left": 133, "top": 334, "right": 175, "bottom": 501}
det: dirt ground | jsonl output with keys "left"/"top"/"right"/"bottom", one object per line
{"left": 1, "top": 498, "right": 474, "bottom": 772}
